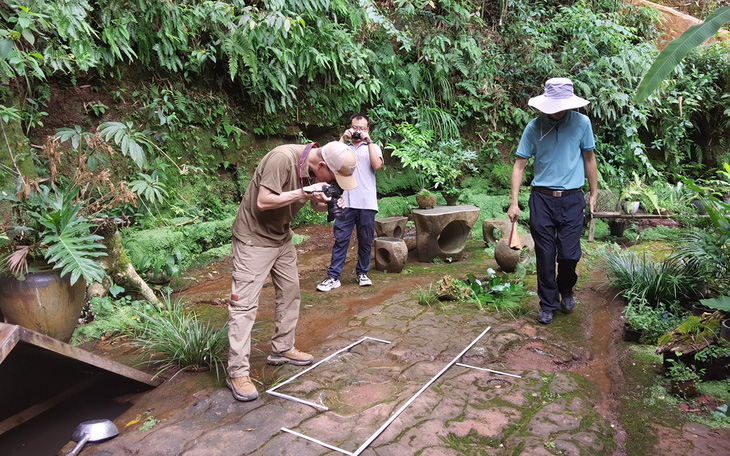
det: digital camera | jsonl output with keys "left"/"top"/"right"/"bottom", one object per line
{"left": 322, "top": 182, "right": 344, "bottom": 222}
{"left": 351, "top": 131, "right": 362, "bottom": 141}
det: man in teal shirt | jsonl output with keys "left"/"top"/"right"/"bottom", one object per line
{"left": 508, "top": 78, "right": 598, "bottom": 324}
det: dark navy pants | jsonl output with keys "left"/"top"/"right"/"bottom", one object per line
{"left": 327, "top": 208, "right": 376, "bottom": 280}
{"left": 528, "top": 191, "right": 585, "bottom": 312}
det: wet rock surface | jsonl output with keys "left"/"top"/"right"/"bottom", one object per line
{"left": 64, "top": 228, "right": 730, "bottom": 456}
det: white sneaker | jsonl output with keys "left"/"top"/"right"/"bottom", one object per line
{"left": 358, "top": 274, "right": 372, "bottom": 287}
{"left": 317, "top": 277, "right": 341, "bottom": 292}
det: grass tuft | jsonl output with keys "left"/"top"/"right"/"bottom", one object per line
{"left": 131, "top": 298, "right": 229, "bottom": 380}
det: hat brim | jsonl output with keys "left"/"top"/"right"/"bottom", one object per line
{"left": 334, "top": 173, "right": 357, "bottom": 191}
{"left": 528, "top": 95, "right": 589, "bottom": 114}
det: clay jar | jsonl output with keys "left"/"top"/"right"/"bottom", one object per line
{"left": 495, "top": 240, "right": 523, "bottom": 272}
{"left": 0, "top": 269, "right": 86, "bottom": 342}
{"left": 494, "top": 235, "right": 533, "bottom": 273}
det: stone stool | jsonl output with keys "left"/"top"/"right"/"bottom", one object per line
{"left": 482, "top": 218, "right": 512, "bottom": 245}
{"left": 412, "top": 205, "right": 480, "bottom": 262}
{"left": 375, "top": 216, "right": 408, "bottom": 239}
{"left": 374, "top": 237, "right": 408, "bottom": 273}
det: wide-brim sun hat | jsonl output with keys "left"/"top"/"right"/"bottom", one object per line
{"left": 321, "top": 141, "right": 357, "bottom": 190}
{"left": 528, "top": 77, "right": 590, "bottom": 114}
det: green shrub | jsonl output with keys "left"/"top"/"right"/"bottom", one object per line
{"left": 377, "top": 196, "right": 412, "bottom": 218}
{"left": 622, "top": 299, "right": 688, "bottom": 345}
{"left": 605, "top": 249, "right": 699, "bottom": 306}
{"left": 479, "top": 161, "right": 515, "bottom": 191}
{"left": 636, "top": 225, "right": 685, "bottom": 242}
{"left": 291, "top": 204, "right": 328, "bottom": 228}
{"left": 123, "top": 217, "right": 235, "bottom": 274}
{"left": 376, "top": 166, "right": 421, "bottom": 196}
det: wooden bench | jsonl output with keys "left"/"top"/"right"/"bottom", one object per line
{"left": 587, "top": 211, "right": 676, "bottom": 241}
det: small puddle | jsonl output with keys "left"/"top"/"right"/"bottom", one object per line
{"left": 569, "top": 275, "right": 627, "bottom": 452}
{"left": 572, "top": 293, "right": 614, "bottom": 394}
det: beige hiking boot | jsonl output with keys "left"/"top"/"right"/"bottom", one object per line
{"left": 226, "top": 376, "right": 259, "bottom": 402}
{"left": 266, "top": 347, "right": 314, "bottom": 366}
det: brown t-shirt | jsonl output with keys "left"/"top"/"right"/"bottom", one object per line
{"left": 232, "top": 144, "right": 314, "bottom": 247}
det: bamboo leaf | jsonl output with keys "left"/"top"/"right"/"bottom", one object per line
{"left": 635, "top": 7, "right": 730, "bottom": 102}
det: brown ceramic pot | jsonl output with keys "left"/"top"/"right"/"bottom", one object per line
{"left": 0, "top": 269, "right": 86, "bottom": 342}
{"left": 415, "top": 194, "right": 437, "bottom": 209}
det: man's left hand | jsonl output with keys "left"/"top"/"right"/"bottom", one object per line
{"left": 589, "top": 192, "right": 598, "bottom": 213}
{"left": 358, "top": 131, "right": 372, "bottom": 143}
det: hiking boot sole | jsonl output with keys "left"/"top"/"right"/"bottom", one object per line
{"left": 266, "top": 355, "right": 314, "bottom": 366}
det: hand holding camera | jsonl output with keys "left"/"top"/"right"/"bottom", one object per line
{"left": 344, "top": 128, "right": 369, "bottom": 143}
{"left": 320, "top": 182, "right": 344, "bottom": 221}
{"left": 303, "top": 182, "right": 345, "bottom": 222}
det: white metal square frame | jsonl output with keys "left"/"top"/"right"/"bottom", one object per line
{"left": 266, "top": 336, "right": 392, "bottom": 411}
{"left": 268, "top": 326, "right": 522, "bottom": 456}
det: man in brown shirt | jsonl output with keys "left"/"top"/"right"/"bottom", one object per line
{"left": 226, "top": 141, "right": 357, "bottom": 402}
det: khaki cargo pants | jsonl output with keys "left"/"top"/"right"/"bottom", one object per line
{"left": 227, "top": 236, "right": 300, "bottom": 378}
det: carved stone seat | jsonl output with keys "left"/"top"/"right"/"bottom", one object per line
{"left": 374, "top": 216, "right": 408, "bottom": 239}
{"left": 482, "top": 218, "right": 512, "bottom": 245}
{"left": 412, "top": 205, "right": 480, "bottom": 262}
{"left": 374, "top": 237, "right": 408, "bottom": 273}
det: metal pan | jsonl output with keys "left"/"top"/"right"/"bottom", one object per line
{"left": 67, "top": 419, "right": 119, "bottom": 456}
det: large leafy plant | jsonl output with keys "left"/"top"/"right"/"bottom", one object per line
{"left": 387, "top": 122, "right": 477, "bottom": 192}
{"left": 679, "top": 164, "right": 730, "bottom": 305}
{"left": 635, "top": 6, "right": 730, "bottom": 102}
{"left": 0, "top": 184, "right": 106, "bottom": 285}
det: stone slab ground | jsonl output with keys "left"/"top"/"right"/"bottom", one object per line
{"left": 59, "top": 229, "right": 730, "bottom": 455}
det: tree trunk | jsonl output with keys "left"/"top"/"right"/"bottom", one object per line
{"left": 88, "top": 219, "right": 161, "bottom": 307}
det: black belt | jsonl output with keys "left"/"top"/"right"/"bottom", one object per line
{"left": 532, "top": 187, "right": 582, "bottom": 197}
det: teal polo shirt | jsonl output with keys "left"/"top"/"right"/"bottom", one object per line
{"left": 516, "top": 111, "right": 596, "bottom": 190}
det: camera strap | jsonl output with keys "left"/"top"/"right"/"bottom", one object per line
{"left": 298, "top": 142, "right": 320, "bottom": 188}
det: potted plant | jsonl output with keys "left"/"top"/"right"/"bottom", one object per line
{"left": 0, "top": 184, "right": 107, "bottom": 341}
{"left": 441, "top": 186, "right": 461, "bottom": 206}
{"left": 0, "top": 116, "right": 171, "bottom": 339}
{"left": 415, "top": 188, "right": 437, "bottom": 210}
{"left": 618, "top": 173, "right": 662, "bottom": 215}
{"left": 665, "top": 357, "right": 702, "bottom": 397}
{"left": 693, "top": 339, "right": 730, "bottom": 380}
{"left": 387, "top": 123, "right": 477, "bottom": 209}
{"left": 622, "top": 300, "right": 651, "bottom": 342}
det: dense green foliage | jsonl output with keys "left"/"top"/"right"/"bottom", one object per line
{"left": 3, "top": 0, "right": 730, "bottom": 180}
{"left": 123, "top": 216, "right": 235, "bottom": 274}
{"left": 3, "top": 0, "right": 730, "bottom": 301}
{"left": 636, "top": 7, "right": 730, "bottom": 102}
{"left": 71, "top": 285, "right": 157, "bottom": 345}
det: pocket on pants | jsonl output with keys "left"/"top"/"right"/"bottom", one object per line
{"left": 231, "top": 271, "right": 255, "bottom": 306}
